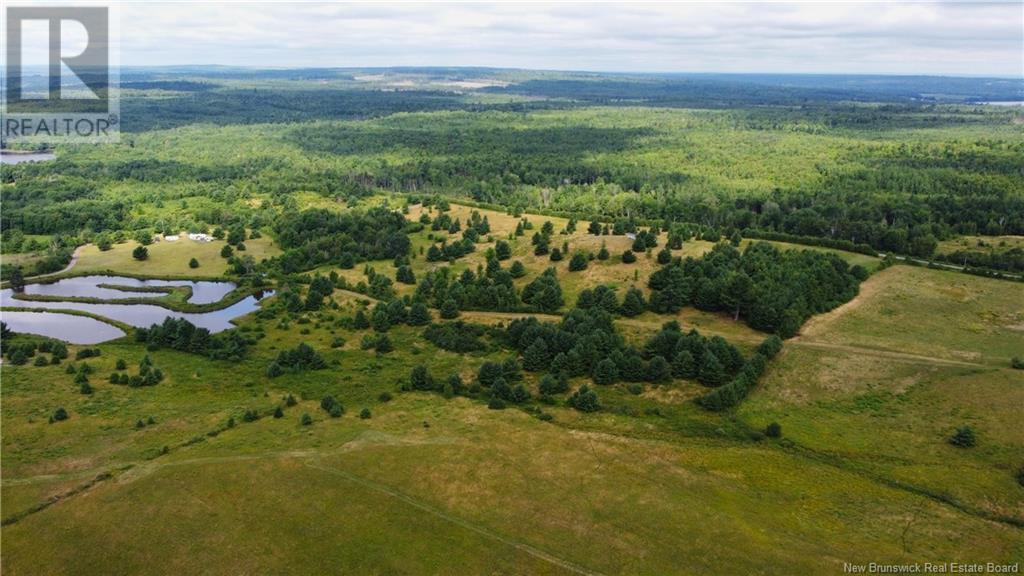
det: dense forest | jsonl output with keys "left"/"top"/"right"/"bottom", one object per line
{"left": 2, "top": 69, "right": 1023, "bottom": 277}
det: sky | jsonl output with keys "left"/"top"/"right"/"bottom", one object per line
{"left": 17, "top": 1, "right": 1024, "bottom": 76}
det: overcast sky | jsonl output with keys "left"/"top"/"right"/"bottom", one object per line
{"left": 96, "top": 1, "right": 1024, "bottom": 76}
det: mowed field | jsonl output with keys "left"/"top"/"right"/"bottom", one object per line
{"left": 3, "top": 203, "right": 1023, "bottom": 574}
{"left": 72, "top": 234, "right": 281, "bottom": 278}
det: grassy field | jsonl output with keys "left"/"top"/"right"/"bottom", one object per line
{"left": 4, "top": 200, "right": 1022, "bottom": 574}
{"left": 72, "top": 235, "right": 281, "bottom": 278}
{"left": 3, "top": 259, "right": 1023, "bottom": 573}
{"left": 741, "top": 266, "right": 1024, "bottom": 526}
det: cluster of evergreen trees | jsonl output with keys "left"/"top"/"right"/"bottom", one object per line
{"left": 422, "top": 321, "right": 487, "bottom": 352}
{"left": 414, "top": 262, "right": 522, "bottom": 315}
{"left": 109, "top": 354, "right": 164, "bottom": 387}
{"left": 648, "top": 242, "right": 865, "bottom": 337}
{"left": 699, "top": 336, "right": 783, "bottom": 411}
{"left": 266, "top": 343, "right": 326, "bottom": 377}
{"left": 274, "top": 207, "right": 411, "bottom": 273}
{"left": 135, "top": 317, "right": 252, "bottom": 361}
{"left": 503, "top": 308, "right": 748, "bottom": 389}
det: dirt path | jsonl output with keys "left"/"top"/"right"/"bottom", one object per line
{"left": 24, "top": 245, "right": 84, "bottom": 281}
{"left": 788, "top": 340, "right": 988, "bottom": 368}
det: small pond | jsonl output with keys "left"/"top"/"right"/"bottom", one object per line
{"left": 1, "top": 275, "right": 272, "bottom": 343}
{"left": 0, "top": 151, "right": 56, "bottom": 165}
{"left": 18, "top": 275, "right": 237, "bottom": 305}
{"left": 0, "top": 311, "right": 126, "bottom": 345}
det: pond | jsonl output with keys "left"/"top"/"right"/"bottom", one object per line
{"left": 1, "top": 275, "right": 273, "bottom": 343}
{"left": 0, "top": 151, "right": 56, "bottom": 165}
{"left": 18, "top": 275, "right": 237, "bottom": 305}
{"left": 0, "top": 311, "right": 126, "bottom": 345}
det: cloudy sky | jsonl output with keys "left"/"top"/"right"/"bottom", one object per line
{"left": 106, "top": 1, "right": 1023, "bottom": 76}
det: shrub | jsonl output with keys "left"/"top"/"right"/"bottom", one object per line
{"left": 301, "top": 413, "right": 313, "bottom": 426}
{"left": 765, "top": 422, "right": 782, "bottom": 438}
{"left": 1012, "top": 357, "right": 1024, "bottom": 370}
{"left": 116, "top": 359, "right": 127, "bottom": 370}
{"left": 359, "top": 408, "right": 372, "bottom": 419}
{"left": 132, "top": 246, "right": 148, "bottom": 260}
{"left": 949, "top": 426, "right": 976, "bottom": 448}
{"left": 51, "top": 407, "right": 69, "bottom": 422}
{"left": 378, "top": 392, "right": 393, "bottom": 403}
{"left": 273, "top": 406, "right": 284, "bottom": 418}
{"left": 242, "top": 409, "right": 260, "bottom": 422}
{"left": 33, "top": 355, "right": 49, "bottom": 367}
{"left": 189, "top": 258, "right": 199, "bottom": 269}
{"left": 568, "top": 385, "right": 600, "bottom": 413}
{"left": 329, "top": 404, "right": 343, "bottom": 418}
{"left": 621, "top": 250, "right": 636, "bottom": 264}
{"left": 409, "top": 365, "right": 435, "bottom": 391}
{"left": 568, "top": 252, "right": 588, "bottom": 272}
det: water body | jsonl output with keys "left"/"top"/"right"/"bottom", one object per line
{"left": 1, "top": 275, "right": 272, "bottom": 343}
{"left": 1, "top": 290, "right": 271, "bottom": 333}
{"left": 19, "top": 275, "right": 237, "bottom": 305}
{"left": 0, "top": 151, "right": 56, "bottom": 164}
{"left": 0, "top": 311, "right": 126, "bottom": 345}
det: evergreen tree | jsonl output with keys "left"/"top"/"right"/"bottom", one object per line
{"left": 698, "top": 352, "right": 727, "bottom": 387}
{"left": 522, "top": 338, "right": 550, "bottom": 371}
{"left": 950, "top": 426, "right": 977, "bottom": 448}
{"left": 568, "top": 385, "right": 600, "bottom": 412}
{"left": 568, "top": 252, "right": 588, "bottom": 272}
{"left": 620, "top": 287, "right": 646, "bottom": 317}
{"left": 495, "top": 240, "right": 512, "bottom": 260}
{"left": 410, "top": 365, "right": 435, "bottom": 391}
{"left": 593, "top": 358, "right": 619, "bottom": 385}
{"left": 647, "top": 356, "right": 672, "bottom": 383}
{"left": 407, "top": 302, "right": 432, "bottom": 326}
{"left": 189, "top": 257, "right": 199, "bottom": 269}
{"left": 352, "top": 309, "right": 370, "bottom": 329}
{"left": 597, "top": 243, "right": 609, "bottom": 260}
{"left": 621, "top": 250, "right": 637, "bottom": 264}
{"left": 509, "top": 261, "right": 527, "bottom": 278}
{"left": 133, "top": 246, "right": 149, "bottom": 260}
{"left": 439, "top": 299, "right": 460, "bottom": 319}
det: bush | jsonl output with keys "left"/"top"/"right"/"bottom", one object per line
{"left": 189, "top": 258, "right": 199, "bottom": 269}
{"left": 132, "top": 246, "right": 148, "bottom": 260}
{"left": 567, "top": 385, "right": 600, "bottom": 413}
{"left": 1012, "top": 357, "right": 1024, "bottom": 370}
{"left": 273, "top": 406, "right": 284, "bottom": 418}
{"left": 409, "top": 365, "right": 435, "bottom": 391}
{"left": 765, "top": 422, "right": 782, "bottom": 438}
{"left": 51, "top": 407, "right": 69, "bottom": 422}
{"left": 487, "top": 397, "right": 506, "bottom": 410}
{"left": 621, "top": 250, "right": 636, "bottom": 264}
{"left": 568, "top": 252, "right": 588, "bottom": 271}
{"left": 378, "top": 391, "right": 393, "bottom": 403}
{"left": 949, "top": 426, "right": 976, "bottom": 448}
{"left": 359, "top": 408, "right": 372, "bottom": 419}
{"left": 242, "top": 409, "right": 260, "bottom": 422}
{"left": 301, "top": 413, "right": 313, "bottom": 426}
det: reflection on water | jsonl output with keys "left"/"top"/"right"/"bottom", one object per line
{"left": 0, "top": 311, "right": 126, "bottom": 344}
{"left": 0, "top": 151, "right": 56, "bottom": 164}
{"left": 1, "top": 275, "right": 272, "bottom": 343}
{"left": 20, "top": 275, "right": 237, "bottom": 305}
